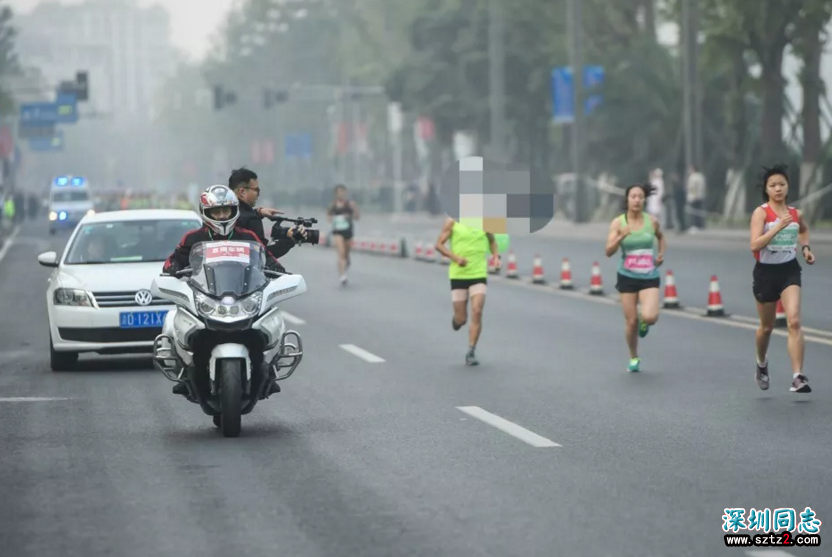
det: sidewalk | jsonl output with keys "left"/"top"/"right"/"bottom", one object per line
{"left": 359, "top": 211, "right": 832, "bottom": 245}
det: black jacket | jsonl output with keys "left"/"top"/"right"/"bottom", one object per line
{"left": 237, "top": 199, "right": 297, "bottom": 259}
{"left": 163, "top": 225, "right": 284, "bottom": 274}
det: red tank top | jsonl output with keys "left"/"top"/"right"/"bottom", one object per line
{"left": 753, "top": 204, "right": 800, "bottom": 263}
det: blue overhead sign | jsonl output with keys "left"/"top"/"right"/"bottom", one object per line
{"left": 20, "top": 102, "right": 59, "bottom": 126}
{"left": 551, "top": 65, "right": 605, "bottom": 124}
{"left": 55, "top": 93, "right": 78, "bottom": 123}
{"left": 29, "top": 130, "right": 65, "bottom": 152}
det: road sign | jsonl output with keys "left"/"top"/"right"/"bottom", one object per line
{"left": 55, "top": 93, "right": 78, "bottom": 123}
{"left": 550, "top": 65, "right": 605, "bottom": 124}
{"left": 18, "top": 122, "right": 56, "bottom": 139}
{"left": 20, "top": 102, "right": 59, "bottom": 126}
{"left": 28, "top": 130, "right": 64, "bottom": 152}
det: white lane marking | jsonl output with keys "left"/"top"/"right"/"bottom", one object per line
{"left": 0, "top": 225, "right": 21, "bottom": 264}
{"left": 456, "top": 406, "right": 561, "bottom": 448}
{"left": 0, "top": 397, "right": 70, "bottom": 402}
{"left": 280, "top": 311, "right": 306, "bottom": 325}
{"left": 339, "top": 344, "right": 385, "bottom": 363}
{"left": 746, "top": 551, "right": 797, "bottom": 557}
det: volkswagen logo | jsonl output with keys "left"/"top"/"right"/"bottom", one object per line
{"left": 135, "top": 290, "right": 153, "bottom": 306}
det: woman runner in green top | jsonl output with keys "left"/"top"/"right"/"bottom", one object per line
{"left": 435, "top": 217, "right": 501, "bottom": 366}
{"left": 605, "top": 183, "right": 667, "bottom": 372}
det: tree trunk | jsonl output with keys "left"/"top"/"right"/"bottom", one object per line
{"left": 760, "top": 44, "right": 786, "bottom": 163}
{"left": 800, "top": 22, "right": 823, "bottom": 219}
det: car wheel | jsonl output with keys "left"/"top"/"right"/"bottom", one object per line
{"left": 50, "top": 338, "right": 78, "bottom": 372}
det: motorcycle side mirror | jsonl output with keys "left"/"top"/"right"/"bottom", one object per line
{"left": 263, "top": 270, "right": 282, "bottom": 279}
{"left": 174, "top": 268, "right": 193, "bottom": 278}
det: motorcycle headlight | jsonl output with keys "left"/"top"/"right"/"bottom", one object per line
{"left": 54, "top": 288, "right": 93, "bottom": 306}
{"left": 195, "top": 291, "right": 262, "bottom": 321}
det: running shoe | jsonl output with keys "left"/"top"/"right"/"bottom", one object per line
{"left": 628, "top": 358, "right": 641, "bottom": 372}
{"left": 755, "top": 361, "right": 769, "bottom": 390}
{"left": 465, "top": 349, "right": 479, "bottom": 366}
{"left": 452, "top": 317, "right": 463, "bottom": 331}
{"left": 790, "top": 374, "right": 811, "bottom": 393}
{"left": 339, "top": 275, "right": 348, "bottom": 287}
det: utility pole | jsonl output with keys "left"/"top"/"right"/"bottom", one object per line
{"left": 681, "top": 0, "right": 694, "bottom": 174}
{"left": 568, "top": 0, "right": 586, "bottom": 223}
{"left": 489, "top": 0, "right": 506, "bottom": 163}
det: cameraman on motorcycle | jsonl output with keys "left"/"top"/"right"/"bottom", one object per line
{"left": 228, "top": 167, "right": 307, "bottom": 258}
{"left": 163, "top": 185, "right": 286, "bottom": 398}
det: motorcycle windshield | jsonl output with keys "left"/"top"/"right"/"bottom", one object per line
{"left": 187, "top": 240, "right": 268, "bottom": 298}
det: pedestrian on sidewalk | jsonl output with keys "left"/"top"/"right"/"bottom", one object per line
{"left": 686, "top": 165, "right": 706, "bottom": 231}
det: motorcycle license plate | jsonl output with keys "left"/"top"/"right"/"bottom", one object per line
{"left": 119, "top": 310, "right": 168, "bottom": 329}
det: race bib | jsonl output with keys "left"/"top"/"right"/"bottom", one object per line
{"left": 768, "top": 223, "right": 798, "bottom": 252}
{"left": 204, "top": 242, "right": 251, "bottom": 264}
{"left": 623, "top": 249, "right": 655, "bottom": 274}
{"left": 333, "top": 214, "right": 350, "bottom": 231}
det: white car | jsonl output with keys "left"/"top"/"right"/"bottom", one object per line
{"left": 38, "top": 209, "right": 203, "bottom": 371}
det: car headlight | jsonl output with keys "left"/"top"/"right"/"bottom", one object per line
{"left": 195, "top": 291, "right": 262, "bottom": 321}
{"left": 54, "top": 288, "right": 93, "bottom": 306}
{"left": 49, "top": 211, "right": 58, "bottom": 221}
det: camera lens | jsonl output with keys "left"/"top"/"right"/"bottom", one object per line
{"left": 305, "top": 229, "right": 320, "bottom": 245}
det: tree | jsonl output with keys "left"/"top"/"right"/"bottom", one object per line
{"left": 0, "top": 3, "right": 20, "bottom": 114}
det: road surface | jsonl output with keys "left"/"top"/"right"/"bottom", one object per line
{"left": 0, "top": 221, "right": 828, "bottom": 557}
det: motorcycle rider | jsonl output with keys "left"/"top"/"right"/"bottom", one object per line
{"left": 228, "top": 167, "right": 307, "bottom": 258}
{"left": 163, "top": 185, "right": 285, "bottom": 398}
{"left": 163, "top": 184, "right": 285, "bottom": 275}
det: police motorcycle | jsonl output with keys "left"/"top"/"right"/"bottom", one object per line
{"left": 150, "top": 239, "right": 306, "bottom": 437}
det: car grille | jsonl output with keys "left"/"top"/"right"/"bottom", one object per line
{"left": 58, "top": 327, "right": 161, "bottom": 343}
{"left": 92, "top": 291, "right": 169, "bottom": 308}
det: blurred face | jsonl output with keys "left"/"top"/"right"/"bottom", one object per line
{"left": 627, "top": 187, "right": 645, "bottom": 212}
{"left": 88, "top": 237, "right": 105, "bottom": 260}
{"left": 335, "top": 187, "right": 347, "bottom": 201}
{"left": 765, "top": 174, "right": 788, "bottom": 202}
{"left": 208, "top": 207, "right": 232, "bottom": 220}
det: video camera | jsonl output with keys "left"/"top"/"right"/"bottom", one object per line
{"left": 267, "top": 215, "right": 320, "bottom": 245}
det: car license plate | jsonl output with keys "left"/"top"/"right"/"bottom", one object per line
{"left": 119, "top": 310, "right": 168, "bottom": 329}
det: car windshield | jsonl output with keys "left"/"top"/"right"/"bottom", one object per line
{"left": 52, "top": 190, "right": 90, "bottom": 203}
{"left": 64, "top": 219, "right": 202, "bottom": 264}
{"left": 187, "top": 240, "right": 268, "bottom": 298}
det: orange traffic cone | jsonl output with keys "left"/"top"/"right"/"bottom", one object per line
{"left": 532, "top": 254, "right": 545, "bottom": 284}
{"left": 559, "top": 258, "right": 573, "bottom": 290}
{"left": 775, "top": 299, "right": 786, "bottom": 327}
{"left": 424, "top": 244, "right": 436, "bottom": 262}
{"left": 706, "top": 275, "right": 725, "bottom": 317}
{"left": 505, "top": 250, "right": 519, "bottom": 279}
{"left": 589, "top": 262, "right": 603, "bottom": 295}
{"left": 414, "top": 241, "right": 424, "bottom": 260}
{"left": 663, "top": 270, "right": 680, "bottom": 309}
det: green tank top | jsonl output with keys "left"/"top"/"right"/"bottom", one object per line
{"left": 448, "top": 221, "right": 489, "bottom": 280}
{"left": 617, "top": 214, "right": 659, "bottom": 280}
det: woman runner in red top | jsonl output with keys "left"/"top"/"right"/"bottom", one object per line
{"left": 750, "top": 164, "right": 815, "bottom": 393}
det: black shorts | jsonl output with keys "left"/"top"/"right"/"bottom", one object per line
{"left": 615, "top": 273, "right": 660, "bottom": 294}
{"left": 333, "top": 229, "right": 353, "bottom": 241}
{"left": 752, "top": 258, "right": 801, "bottom": 303}
{"left": 450, "top": 278, "right": 487, "bottom": 290}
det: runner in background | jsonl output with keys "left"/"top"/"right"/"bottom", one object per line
{"left": 326, "top": 184, "right": 359, "bottom": 287}
{"left": 750, "top": 164, "right": 815, "bottom": 393}
{"left": 605, "top": 183, "right": 666, "bottom": 372}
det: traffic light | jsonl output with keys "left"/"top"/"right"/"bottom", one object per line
{"left": 264, "top": 88, "right": 289, "bottom": 109}
{"left": 75, "top": 71, "right": 88, "bottom": 101}
{"left": 213, "top": 85, "right": 238, "bottom": 110}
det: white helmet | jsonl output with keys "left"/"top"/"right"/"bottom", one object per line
{"left": 199, "top": 185, "right": 239, "bottom": 236}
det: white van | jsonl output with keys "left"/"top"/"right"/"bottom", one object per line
{"left": 48, "top": 176, "right": 95, "bottom": 235}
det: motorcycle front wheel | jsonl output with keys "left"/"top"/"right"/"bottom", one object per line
{"left": 219, "top": 360, "right": 243, "bottom": 437}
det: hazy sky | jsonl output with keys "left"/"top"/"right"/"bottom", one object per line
{"left": 6, "top": 0, "right": 238, "bottom": 60}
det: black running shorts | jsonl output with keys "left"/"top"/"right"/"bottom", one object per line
{"left": 615, "top": 273, "right": 660, "bottom": 294}
{"left": 752, "top": 258, "right": 801, "bottom": 304}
